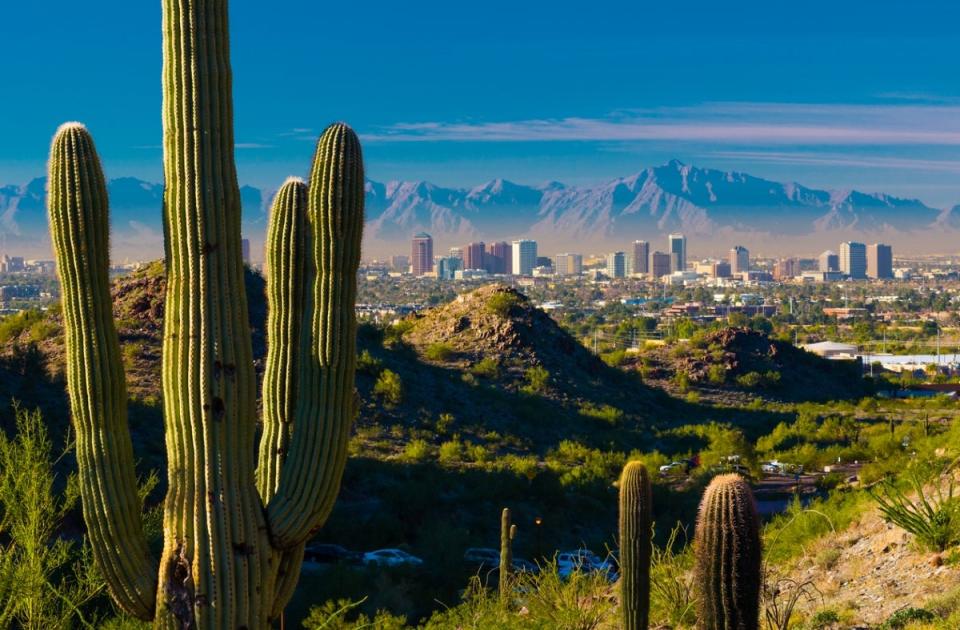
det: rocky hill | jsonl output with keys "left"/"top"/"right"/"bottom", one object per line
{"left": 636, "top": 327, "right": 869, "bottom": 403}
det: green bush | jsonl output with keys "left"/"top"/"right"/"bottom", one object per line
{"left": 438, "top": 438, "right": 464, "bottom": 464}
{"left": 707, "top": 364, "right": 726, "bottom": 385}
{"left": 522, "top": 366, "right": 550, "bottom": 394}
{"left": 578, "top": 402, "right": 624, "bottom": 426}
{"left": 27, "top": 321, "right": 58, "bottom": 343}
{"left": 424, "top": 342, "right": 455, "bottom": 362}
{"left": 881, "top": 607, "right": 935, "bottom": 629}
{"left": 0, "top": 310, "right": 44, "bottom": 344}
{"left": 470, "top": 357, "right": 500, "bottom": 379}
{"left": 601, "top": 349, "right": 627, "bottom": 367}
{"left": 303, "top": 598, "right": 407, "bottom": 629}
{"left": 357, "top": 349, "right": 383, "bottom": 375}
{"left": 374, "top": 369, "right": 403, "bottom": 407}
{"left": 486, "top": 291, "right": 521, "bottom": 317}
{"left": 401, "top": 439, "right": 431, "bottom": 463}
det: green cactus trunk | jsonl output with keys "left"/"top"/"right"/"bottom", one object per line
{"left": 499, "top": 508, "right": 514, "bottom": 599}
{"left": 619, "top": 461, "right": 652, "bottom": 630}
{"left": 694, "top": 474, "right": 762, "bottom": 630}
{"left": 47, "top": 1, "right": 364, "bottom": 626}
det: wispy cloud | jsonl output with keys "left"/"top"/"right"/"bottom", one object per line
{"left": 362, "top": 102, "right": 960, "bottom": 146}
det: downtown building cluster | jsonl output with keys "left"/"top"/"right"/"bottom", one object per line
{"left": 399, "top": 232, "right": 896, "bottom": 284}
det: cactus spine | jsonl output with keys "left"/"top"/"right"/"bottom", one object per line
{"left": 694, "top": 474, "right": 762, "bottom": 630}
{"left": 619, "top": 461, "right": 652, "bottom": 630}
{"left": 500, "top": 508, "right": 516, "bottom": 598}
{"left": 47, "top": 0, "right": 364, "bottom": 626}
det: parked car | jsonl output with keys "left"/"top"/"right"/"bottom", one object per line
{"left": 304, "top": 543, "right": 362, "bottom": 565}
{"left": 659, "top": 461, "right": 687, "bottom": 475}
{"left": 363, "top": 548, "right": 424, "bottom": 567}
{"left": 557, "top": 550, "right": 615, "bottom": 579}
{"left": 463, "top": 547, "right": 501, "bottom": 566}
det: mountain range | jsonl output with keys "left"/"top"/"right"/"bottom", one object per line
{"left": 2, "top": 160, "right": 958, "bottom": 260}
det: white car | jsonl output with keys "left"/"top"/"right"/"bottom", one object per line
{"left": 659, "top": 461, "right": 687, "bottom": 475}
{"left": 363, "top": 548, "right": 424, "bottom": 567}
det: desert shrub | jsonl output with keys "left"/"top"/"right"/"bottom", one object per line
{"left": 424, "top": 342, "right": 455, "bottom": 362}
{"left": 707, "top": 363, "right": 726, "bottom": 385}
{"left": 806, "top": 608, "right": 840, "bottom": 629}
{"left": 674, "top": 371, "right": 691, "bottom": 393}
{"left": 0, "top": 310, "right": 44, "bottom": 344}
{"left": 27, "top": 320, "right": 58, "bottom": 343}
{"left": 357, "top": 349, "right": 383, "bottom": 375}
{"left": 470, "top": 357, "right": 500, "bottom": 379}
{"left": 522, "top": 366, "right": 550, "bottom": 394}
{"left": 881, "top": 607, "right": 935, "bottom": 629}
{"left": 736, "top": 371, "right": 763, "bottom": 388}
{"left": 869, "top": 467, "right": 960, "bottom": 551}
{"left": 435, "top": 413, "right": 455, "bottom": 435}
{"left": 374, "top": 369, "right": 403, "bottom": 407}
{"left": 438, "top": 437, "right": 464, "bottom": 464}
{"left": 303, "top": 598, "right": 408, "bottom": 630}
{"left": 649, "top": 523, "right": 696, "bottom": 628}
{"left": 601, "top": 349, "right": 627, "bottom": 367}
{"left": 578, "top": 402, "right": 624, "bottom": 427}
{"left": 401, "top": 439, "right": 430, "bottom": 463}
{"left": 486, "top": 291, "right": 521, "bottom": 317}
{"left": 0, "top": 408, "right": 105, "bottom": 627}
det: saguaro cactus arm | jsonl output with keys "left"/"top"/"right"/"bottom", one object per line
{"left": 619, "top": 461, "right": 652, "bottom": 630}
{"left": 265, "top": 123, "right": 364, "bottom": 548}
{"left": 47, "top": 123, "right": 158, "bottom": 619}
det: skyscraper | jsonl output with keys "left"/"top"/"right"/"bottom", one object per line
{"left": 867, "top": 243, "right": 893, "bottom": 279}
{"left": 840, "top": 241, "right": 867, "bottom": 279}
{"left": 818, "top": 250, "right": 840, "bottom": 272}
{"left": 511, "top": 239, "right": 537, "bottom": 276}
{"left": 668, "top": 234, "right": 686, "bottom": 272}
{"left": 436, "top": 256, "right": 462, "bottom": 280}
{"left": 729, "top": 245, "right": 749, "bottom": 275}
{"left": 448, "top": 247, "right": 463, "bottom": 261}
{"left": 554, "top": 253, "right": 583, "bottom": 276}
{"left": 464, "top": 241, "right": 486, "bottom": 270}
{"left": 606, "top": 251, "right": 626, "bottom": 279}
{"left": 632, "top": 240, "right": 649, "bottom": 275}
{"left": 485, "top": 241, "right": 511, "bottom": 274}
{"left": 650, "top": 251, "right": 671, "bottom": 279}
{"left": 411, "top": 232, "right": 433, "bottom": 276}
{"left": 773, "top": 258, "right": 798, "bottom": 281}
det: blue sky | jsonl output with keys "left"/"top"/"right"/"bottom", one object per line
{"left": 3, "top": 0, "right": 960, "bottom": 206}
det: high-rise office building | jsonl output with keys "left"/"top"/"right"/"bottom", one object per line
{"left": 448, "top": 247, "right": 463, "bottom": 261}
{"left": 485, "top": 241, "right": 511, "bottom": 274}
{"left": 650, "top": 251, "right": 671, "bottom": 279}
{"left": 390, "top": 254, "right": 409, "bottom": 272}
{"left": 773, "top": 258, "right": 799, "bottom": 281}
{"left": 668, "top": 234, "right": 687, "bottom": 272}
{"left": 818, "top": 250, "right": 840, "bottom": 272}
{"left": 867, "top": 243, "right": 893, "bottom": 279}
{"left": 554, "top": 253, "right": 583, "bottom": 276}
{"left": 712, "top": 261, "right": 731, "bottom": 278}
{"left": 411, "top": 232, "right": 434, "bottom": 276}
{"left": 464, "top": 241, "right": 486, "bottom": 271}
{"left": 511, "top": 239, "right": 537, "bottom": 276}
{"left": 632, "top": 240, "right": 649, "bottom": 275}
{"left": 436, "top": 256, "right": 462, "bottom": 280}
{"left": 840, "top": 241, "right": 867, "bottom": 279}
{"left": 729, "top": 246, "right": 749, "bottom": 275}
{"left": 606, "top": 251, "right": 626, "bottom": 279}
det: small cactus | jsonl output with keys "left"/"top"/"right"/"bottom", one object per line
{"left": 619, "top": 461, "right": 652, "bottom": 630}
{"left": 694, "top": 474, "right": 762, "bottom": 630}
{"left": 500, "top": 508, "right": 515, "bottom": 599}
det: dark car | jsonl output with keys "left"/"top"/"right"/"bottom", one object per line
{"left": 304, "top": 543, "right": 362, "bottom": 565}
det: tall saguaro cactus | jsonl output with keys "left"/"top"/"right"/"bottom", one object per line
{"left": 619, "top": 461, "right": 652, "bottom": 630}
{"left": 499, "top": 507, "right": 516, "bottom": 599}
{"left": 693, "top": 474, "right": 762, "bottom": 630}
{"left": 47, "top": 0, "right": 364, "bottom": 626}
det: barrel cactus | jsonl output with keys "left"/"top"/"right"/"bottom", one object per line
{"left": 619, "top": 461, "right": 652, "bottom": 630}
{"left": 46, "top": 0, "right": 364, "bottom": 625}
{"left": 693, "top": 474, "right": 762, "bottom": 630}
